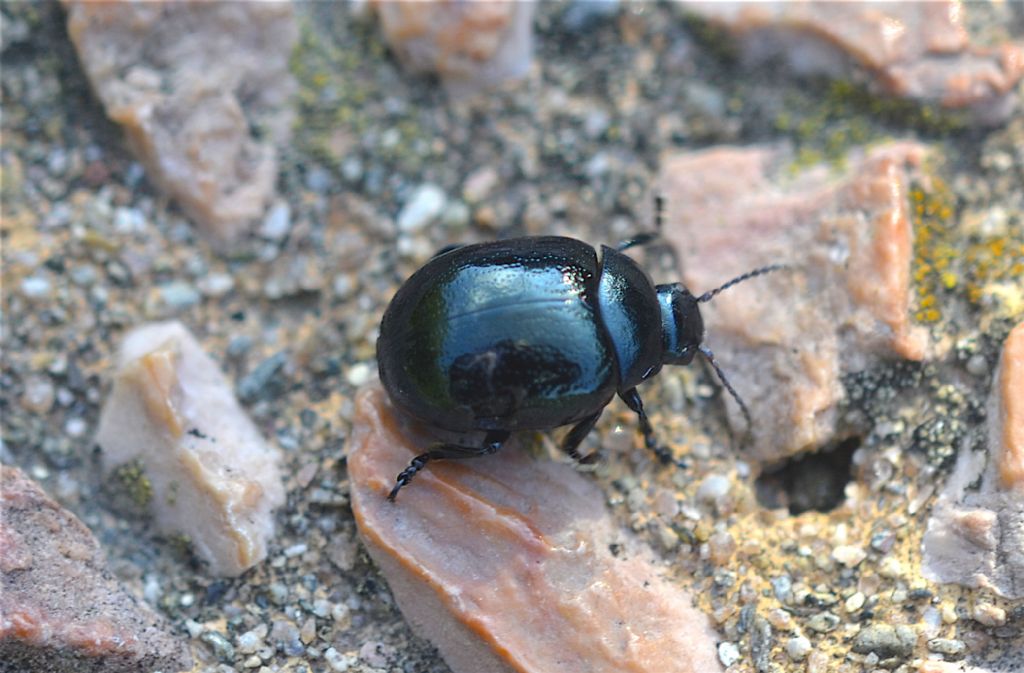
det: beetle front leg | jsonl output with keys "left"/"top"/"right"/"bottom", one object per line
{"left": 619, "top": 388, "right": 673, "bottom": 465}
{"left": 560, "top": 410, "right": 603, "bottom": 464}
{"left": 387, "top": 430, "right": 509, "bottom": 501}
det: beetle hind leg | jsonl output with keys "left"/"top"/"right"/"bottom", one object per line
{"left": 620, "top": 388, "right": 675, "bottom": 466}
{"left": 387, "top": 430, "right": 509, "bottom": 501}
{"left": 560, "top": 410, "right": 603, "bottom": 465}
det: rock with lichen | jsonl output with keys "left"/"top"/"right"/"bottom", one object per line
{"left": 680, "top": 1, "right": 1024, "bottom": 125}
{"left": 349, "top": 386, "right": 723, "bottom": 673}
{"left": 95, "top": 321, "right": 285, "bottom": 577}
{"left": 63, "top": 1, "right": 298, "bottom": 244}
{"left": 374, "top": 0, "right": 535, "bottom": 98}
{"left": 658, "top": 142, "right": 931, "bottom": 463}
{"left": 0, "top": 465, "right": 193, "bottom": 673}
{"left": 922, "top": 321, "right": 1024, "bottom": 598}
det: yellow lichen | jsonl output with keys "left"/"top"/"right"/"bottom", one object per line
{"left": 113, "top": 460, "right": 153, "bottom": 508}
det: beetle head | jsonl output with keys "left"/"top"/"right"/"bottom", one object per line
{"left": 656, "top": 283, "right": 703, "bottom": 366}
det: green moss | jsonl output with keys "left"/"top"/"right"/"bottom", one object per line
{"left": 112, "top": 460, "right": 153, "bottom": 508}
{"left": 779, "top": 80, "right": 968, "bottom": 174}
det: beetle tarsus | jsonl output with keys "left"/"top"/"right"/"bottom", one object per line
{"left": 387, "top": 431, "right": 509, "bottom": 502}
{"left": 620, "top": 388, "right": 673, "bottom": 465}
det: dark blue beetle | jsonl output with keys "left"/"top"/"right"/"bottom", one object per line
{"left": 377, "top": 232, "right": 782, "bottom": 500}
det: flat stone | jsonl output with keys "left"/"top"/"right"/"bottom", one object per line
{"left": 375, "top": 2, "right": 535, "bottom": 98}
{"left": 922, "top": 322, "right": 1024, "bottom": 598}
{"left": 658, "top": 142, "right": 930, "bottom": 462}
{"left": 0, "top": 465, "right": 193, "bottom": 673}
{"left": 64, "top": 1, "right": 297, "bottom": 244}
{"left": 349, "top": 386, "right": 724, "bottom": 673}
{"left": 95, "top": 321, "right": 285, "bottom": 576}
{"left": 681, "top": 2, "right": 1024, "bottom": 124}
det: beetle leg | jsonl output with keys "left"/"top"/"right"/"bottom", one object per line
{"left": 387, "top": 430, "right": 509, "bottom": 501}
{"left": 616, "top": 192, "right": 665, "bottom": 251}
{"left": 560, "top": 410, "right": 603, "bottom": 464}
{"left": 619, "top": 387, "right": 673, "bottom": 465}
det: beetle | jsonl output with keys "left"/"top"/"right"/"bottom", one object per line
{"left": 377, "top": 222, "right": 784, "bottom": 501}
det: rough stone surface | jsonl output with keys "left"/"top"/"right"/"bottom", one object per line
{"left": 658, "top": 142, "right": 930, "bottom": 462}
{"left": 375, "top": 1, "right": 535, "bottom": 97}
{"left": 349, "top": 386, "right": 724, "bottom": 673}
{"left": 95, "top": 321, "right": 285, "bottom": 577}
{"left": 922, "top": 321, "right": 1024, "bottom": 598}
{"left": 681, "top": 1, "right": 1024, "bottom": 124}
{"left": 64, "top": 1, "right": 298, "bottom": 243}
{"left": 0, "top": 465, "right": 193, "bottom": 673}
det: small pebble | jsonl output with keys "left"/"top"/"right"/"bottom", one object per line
{"left": 806, "top": 612, "right": 839, "bottom": 633}
{"left": 21, "top": 377, "right": 55, "bottom": 413}
{"left": 832, "top": 545, "right": 867, "bottom": 567}
{"left": 462, "top": 166, "right": 498, "bottom": 203}
{"left": 972, "top": 603, "right": 1006, "bottom": 626}
{"left": 852, "top": 624, "right": 917, "bottom": 658}
{"left": 324, "top": 647, "right": 353, "bottom": 672}
{"left": 260, "top": 201, "right": 291, "bottom": 240}
{"left": 237, "top": 628, "right": 265, "bottom": 654}
{"left": 398, "top": 184, "right": 446, "bottom": 232}
{"left": 966, "top": 354, "right": 989, "bottom": 376}
{"left": 844, "top": 592, "right": 866, "bottom": 612}
{"left": 69, "top": 265, "right": 98, "bottom": 287}
{"left": 879, "top": 556, "right": 903, "bottom": 579}
{"left": 237, "top": 352, "right": 288, "bottom": 402}
{"left": 346, "top": 362, "right": 373, "bottom": 387}
{"left": 20, "top": 275, "right": 51, "bottom": 299}
{"left": 927, "top": 638, "right": 966, "bottom": 657}
{"left": 786, "top": 636, "right": 812, "bottom": 661}
{"left": 717, "top": 641, "right": 741, "bottom": 667}
{"left": 200, "top": 631, "right": 235, "bottom": 662}
{"left": 156, "top": 281, "right": 201, "bottom": 312}
{"left": 283, "top": 543, "right": 307, "bottom": 558}
{"left": 300, "top": 617, "right": 316, "bottom": 644}
{"left": 64, "top": 417, "right": 87, "bottom": 438}
{"left": 696, "top": 474, "right": 730, "bottom": 505}
{"left": 359, "top": 640, "right": 391, "bottom": 668}
{"left": 440, "top": 200, "right": 470, "bottom": 229}
{"left": 198, "top": 273, "right": 235, "bottom": 297}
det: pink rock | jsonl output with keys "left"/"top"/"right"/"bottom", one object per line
{"left": 995, "top": 322, "right": 1024, "bottom": 491}
{"left": 349, "top": 387, "right": 723, "bottom": 673}
{"left": 96, "top": 321, "right": 285, "bottom": 577}
{"left": 0, "top": 465, "right": 192, "bottom": 673}
{"left": 375, "top": 1, "right": 535, "bottom": 97}
{"left": 658, "top": 142, "right": 930, "bottom": 462}
{"left": 922, "top": 322, "right": 1024, "bottom": 598}
{"left": 64, "top": 1, "right": 298, "bottom": 244}
{"left": 682, "top": 2, "right": 1024, "bottom": 124}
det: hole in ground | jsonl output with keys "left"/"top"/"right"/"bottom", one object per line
{"left": 755, "top": 436, "right": 861, "bottom": 515}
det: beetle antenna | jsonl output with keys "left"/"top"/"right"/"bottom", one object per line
{"left": 698, "top": 264, "right": 789, "bottom": 303}
{"left": 699, "top": 345, "right": 752, "bottom": 440}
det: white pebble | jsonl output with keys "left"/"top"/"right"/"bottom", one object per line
{"left": 64, "top": 417, "right": 88, "bottom": 438}
{"left": 198, "top": 273, "right": 235, "bottom": 298}
{"left": 717, "top": 641, "right": 740, "bottom": 667}
{"left": 260, "top": 201, "right": 292, "bottom": 240}
{"left": 20, "top": 276, "right": 51, "bottom": 299}
{"left": 786, "top": 636, "right": 812, "bottom": 661}
{"left": 346, "top": 362, "right": 374, "bottom": 387}
{"left": 398, "top": 184, "right": 447, "bottom": 232}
